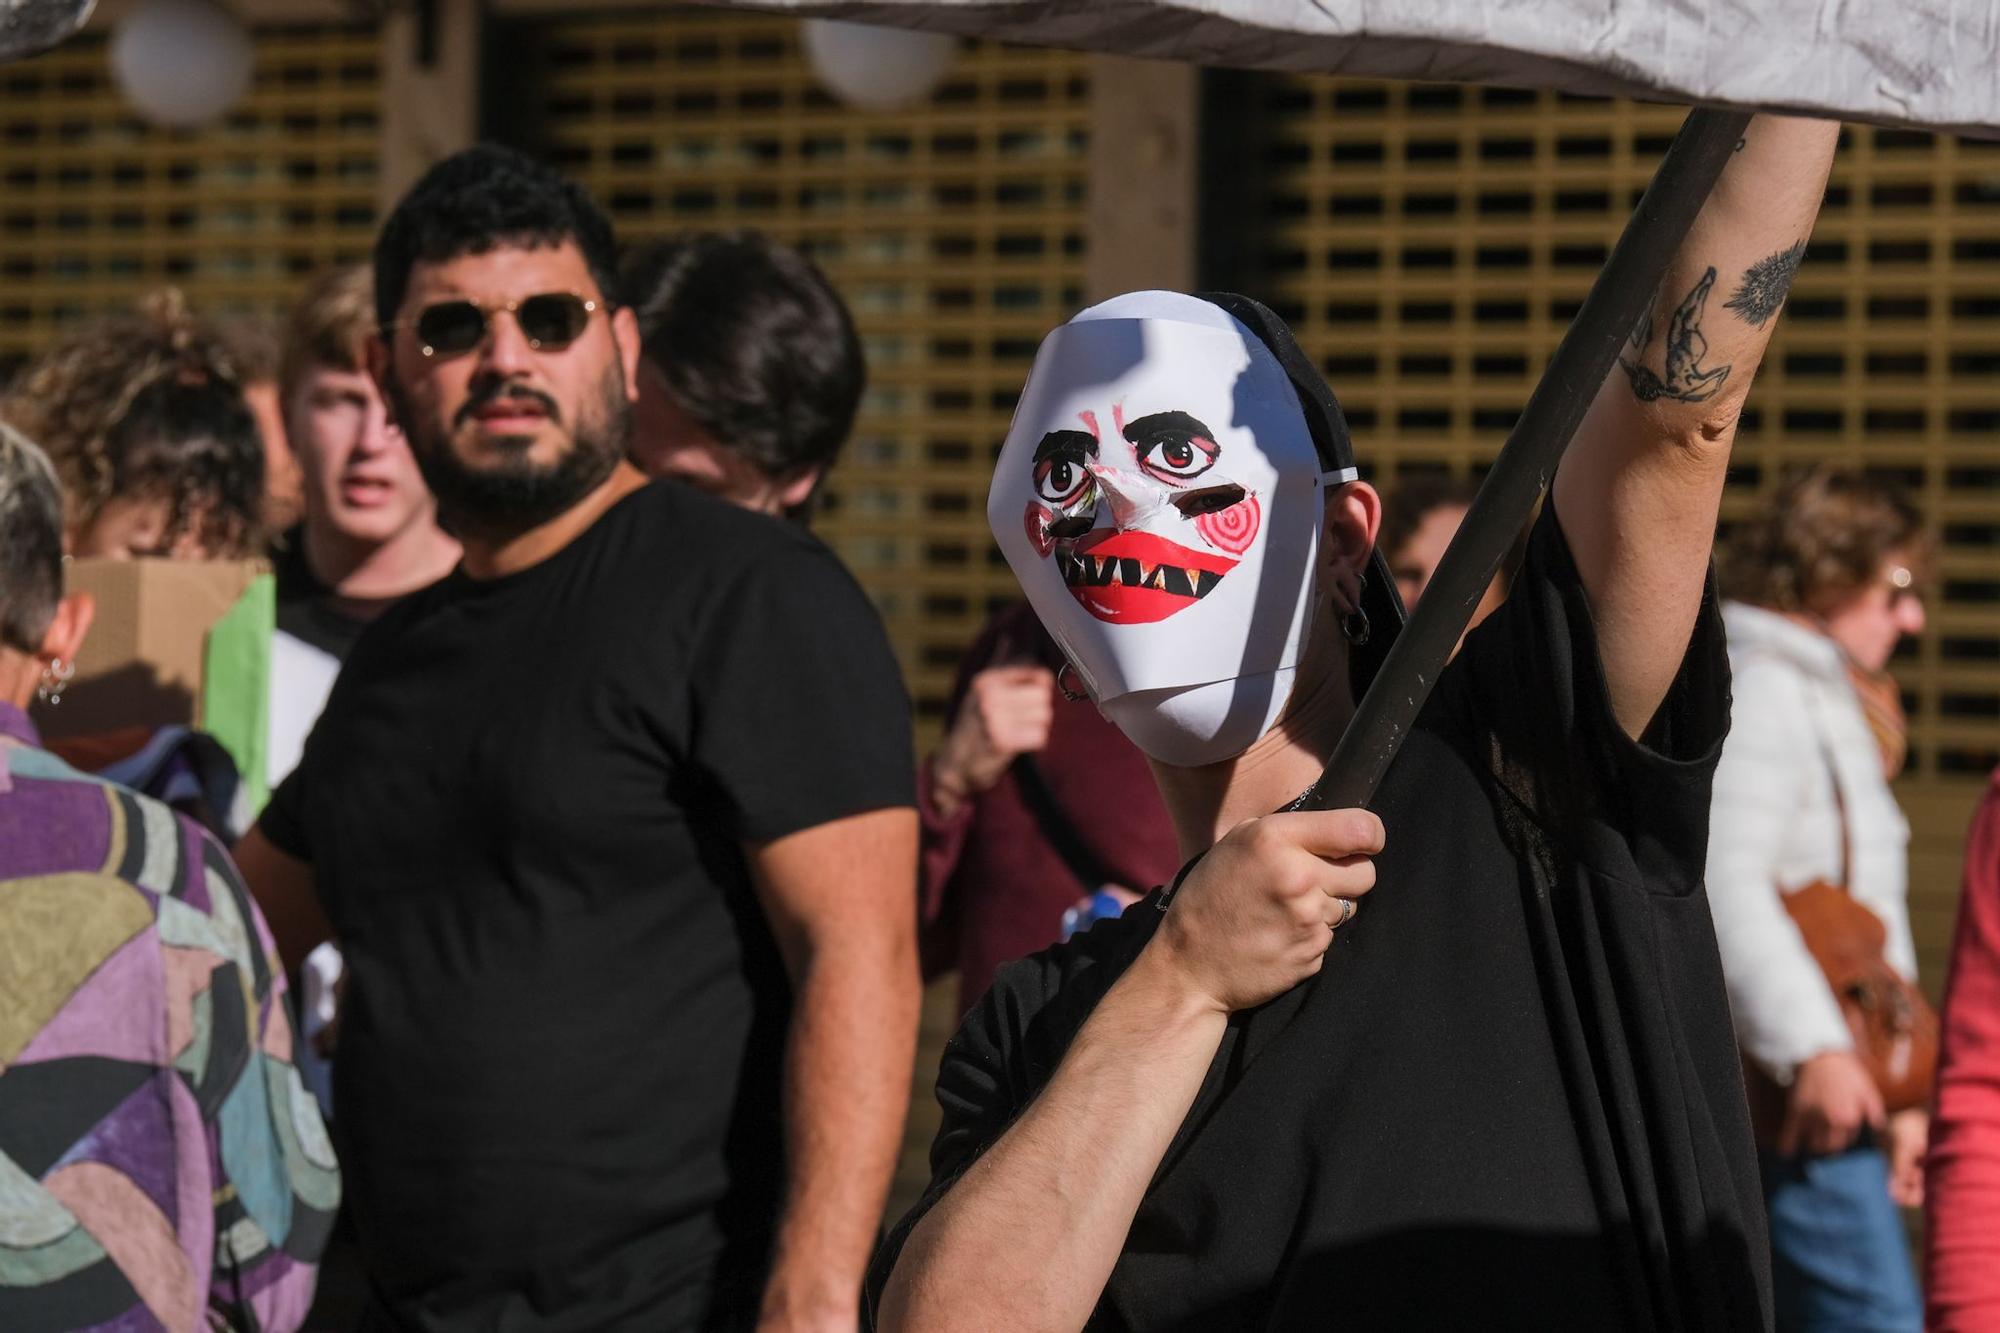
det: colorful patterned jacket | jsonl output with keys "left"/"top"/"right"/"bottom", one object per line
{"left": 0, "top": 701, "right": 338, "bottom": 1331}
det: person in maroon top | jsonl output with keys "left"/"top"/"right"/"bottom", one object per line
{"left": 1927, "top": 768, "right": 2000, "bottom": 1329}
{"left": 920, "top": 601, "right": 1181, "bottom": 1015}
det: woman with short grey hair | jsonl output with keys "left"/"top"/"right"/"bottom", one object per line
{"left": 0, "top": 420, "right": 70, "bottom": 679}
{"left": 0, "top": 420, "right": 337, "bottom": 1331}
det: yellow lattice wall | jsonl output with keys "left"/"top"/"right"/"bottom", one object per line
{"left": 495, "top": 7, "right": 1092, "bottom": 738}
{"left": 0, "top": 25, "right": 381, "bottom": 377}
{"left": 1215, "top": 76, "right": 2000, "bottom": 985}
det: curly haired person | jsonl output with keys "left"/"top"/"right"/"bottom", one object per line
{"left": 3, "top": 289, "right": 265, "bottom": 560}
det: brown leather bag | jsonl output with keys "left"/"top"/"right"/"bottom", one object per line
{"left": 1741, "top": 744, "right": 1938, "bottom": 1143}
{"left": 1778, "top": 879, "right": 1937, "bottom": 1110}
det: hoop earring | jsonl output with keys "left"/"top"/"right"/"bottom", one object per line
{"left": 1336, "top": 561, "right": 1370, "bottom": 646}
{"left": 1055, "top": 661, "right": 1088, "bottom": 703}
{"left": 36, "top": 658, "right": 74, "bottom": 706}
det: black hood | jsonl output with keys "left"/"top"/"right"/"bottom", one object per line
{"left": 1192, "top": 290, "right": 1406, "bottom": 698}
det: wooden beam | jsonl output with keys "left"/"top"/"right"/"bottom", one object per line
{"left": 1084, "top": 54, "right": 1198, "bottom": 301}
{"left": 378, "top": 0, "right": 481, "bottom": 211}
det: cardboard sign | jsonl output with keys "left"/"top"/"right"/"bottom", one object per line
{"left": 34, "top": 557, "right": 274, "bottom": 808}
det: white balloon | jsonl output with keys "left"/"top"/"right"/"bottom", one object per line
{"left": 110, "top": 0, "right": 253, "bottom": 131}
{"left": 802, "top": 19, "right": 957, "bottom": 111}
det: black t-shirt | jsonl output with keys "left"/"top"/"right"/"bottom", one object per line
{"left": 261, "top": 480, "right": 916, "bottom": 1332}
{"left": 272, "top": 525, "right": 372, "bottom": 661}
{"left": 871, "top": 506, "right": 1768, "bottom": 1331}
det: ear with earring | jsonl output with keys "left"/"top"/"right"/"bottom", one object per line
{"left": 36, "top": 658, "right": 74, "bottom": 706}
{"left": 1330, "top": 558, "right": 1371, "bottom": 647}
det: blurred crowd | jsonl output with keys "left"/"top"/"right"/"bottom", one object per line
{"left": 1, "top": 137, "right": 1998, "bottom": 1333}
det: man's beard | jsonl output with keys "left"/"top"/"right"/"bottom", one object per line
{"left": 394, "top": 368, "right": 630, "bottom": 541}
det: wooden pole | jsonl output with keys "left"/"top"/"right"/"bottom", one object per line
{"left": 1303, "top": 105, "right": 1755, "bottom": 811}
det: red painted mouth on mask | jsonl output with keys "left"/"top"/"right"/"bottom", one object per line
{"left": 1057, "top": 530, "right": 1237, "bottom": 624}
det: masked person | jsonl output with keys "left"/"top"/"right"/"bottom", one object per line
{"left": 234, "top": 146, "right": 919, "bottom": 1332}
{"left": 871, "top": 115, "right": 1839, "bottom": 1331}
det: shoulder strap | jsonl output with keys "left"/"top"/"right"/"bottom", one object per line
{"left": 1810, "top": 711, "right": 1853, "bottom": 889}
{"left": 1010, "top": 754, "right": 1117, "bottom": 892}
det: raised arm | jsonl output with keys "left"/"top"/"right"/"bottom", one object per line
{"left": 1552, "top": 115, "right": 1840, "bottom": 739}
{"left": 877, "top": 809, "right": 1381, "bottom": 1332}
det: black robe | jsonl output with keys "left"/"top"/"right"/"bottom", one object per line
{"left": 872, "top": 506, "right": 1769, "bottom": 1331}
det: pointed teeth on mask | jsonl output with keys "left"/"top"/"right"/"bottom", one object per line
{"left": 1055, "top": 551, "right": 1224, "bottom": 600}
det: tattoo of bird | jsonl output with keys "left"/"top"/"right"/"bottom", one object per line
{"left": 1723, "top": 240, "right": 1807, "bottom": 329}
{"left": 1618, "top": 266, "right": 1732, "bottom": 403}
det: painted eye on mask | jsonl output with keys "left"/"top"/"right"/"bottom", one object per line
{"left": 1032, "top": 429, "right": 1098, "bottom": 506}
{"left": 1125, "top": 411, "right": 1220, "bottom": 486}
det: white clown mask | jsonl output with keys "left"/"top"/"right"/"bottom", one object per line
{"left": 987, "top": 292, "right": 1355, "bottom": 767}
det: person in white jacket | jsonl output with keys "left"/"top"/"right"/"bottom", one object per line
{"left": 1707, "top": 465, "right": 1930, "bottom": 1331}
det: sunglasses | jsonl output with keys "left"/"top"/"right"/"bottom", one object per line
{"left": 1885, "top": 564, "right": 1924, "bottom": 608}
{"left": 390, "top": 292, "right": 603, "bottom": 359}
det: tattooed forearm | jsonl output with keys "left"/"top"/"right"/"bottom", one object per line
{"left": 1618, "top": 266, "right": 1732, "bottom": 404}
{"left": 1723, "top": 239, "right": 1807, "bottom": 329}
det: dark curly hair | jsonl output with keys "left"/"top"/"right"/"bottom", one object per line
{"left": 1720, "top": 465, "right": 1930, "bottom": 614}
{"left": 620, "top": 232, "right": 864, "bottom": 500}
{"left": 1, "top": 289, "right": 265, "bottom": 557}
{"left": 374, "top": 144, "right": 622, "bottom": 328}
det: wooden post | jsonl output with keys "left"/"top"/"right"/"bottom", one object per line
{"left": 378, "top": 0, "right": 482, "bottom": 212}
{"left": 1085, "top": 54, "right": 1198, "bottom": 301}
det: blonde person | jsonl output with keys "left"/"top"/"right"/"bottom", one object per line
{"left": 264, "top": 265, "right": 460, "bottom": 1125}
{"left": 266, "top": 263, "right": 459, "bottom": 788}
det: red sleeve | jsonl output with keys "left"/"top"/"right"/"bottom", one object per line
{"left": 917, "top": 758, "right": 975, "bottom": 980}
{"left": 1928, "top": 771, "right": 2000, "bottom": 1330}
{"left": 915, "top": 606, "right": 1038, "bottom": 980}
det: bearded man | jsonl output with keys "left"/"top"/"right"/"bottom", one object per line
{"left": 234, "top": 146, "right": 919, "bottom": 1333}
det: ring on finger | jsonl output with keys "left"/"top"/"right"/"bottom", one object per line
{"left": 1333, "top": 897, "right": 1356, "bottom": 929}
